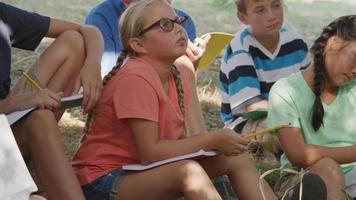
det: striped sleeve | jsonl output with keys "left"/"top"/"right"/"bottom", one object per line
{"left": 220, "top": 42, "right": 261, "bottom": 122}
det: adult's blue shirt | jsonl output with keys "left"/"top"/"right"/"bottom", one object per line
{"left": 85, "top": 0, "right": 197, "bottom": 76}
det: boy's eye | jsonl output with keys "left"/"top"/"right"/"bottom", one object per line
{"left": 256, "top": 8, "right": 265, "bottom": 14}
{"left": 273, "top": 2, "right": 281, "bottom": 8}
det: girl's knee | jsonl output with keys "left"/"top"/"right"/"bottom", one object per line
{"left": 310, "top": 157, "right": 343, "bottom": 180}
{"left": 176, "top": 160, "right": 207, "bottom": 178}
{"left": 175, "top": 160, "right": 211, "bottom": 189}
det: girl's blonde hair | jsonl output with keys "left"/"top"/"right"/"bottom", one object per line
{"left": 82, "top": 0, "right": 187, "bottom": 137}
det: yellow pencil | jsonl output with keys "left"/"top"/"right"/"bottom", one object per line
{"left": 22, "top": 71, "right": 43, "bottom": 91}
{"left": 246, "top": 124, "right": 286, "bottom": 139}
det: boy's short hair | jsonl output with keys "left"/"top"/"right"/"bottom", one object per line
{"left": 235, "top": 0, "right": 247, "bottom": 14}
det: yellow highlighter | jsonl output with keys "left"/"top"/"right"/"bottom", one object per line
{"left": 245, "top": 124, "right": 286, "bottom": 139}
{"left": 23, "top": 71, "right": 43, "bottom": 91}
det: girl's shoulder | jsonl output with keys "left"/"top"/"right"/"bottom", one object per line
{"left": 272, "top": 72, "right": 303, "bottom": 92}
{"left": 106, "top": 57, "right": 163, "bottom": 94}
{"left": 119, "top": 57, "right": 159, "bottom": 81}
{"left": 269, "top": 72, "right": 310, "bottom": 102}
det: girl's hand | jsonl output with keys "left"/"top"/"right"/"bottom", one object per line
{"left": 185, "top": 35, "right": 210, "bottom": 70}
{"left": 212, "top": 129, "right": 250, "bottom": 156}
{"left": 30, "top": 89, "right": 63, "bottom": 111}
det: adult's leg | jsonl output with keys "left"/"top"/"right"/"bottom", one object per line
{"left": 308, "top": 158, "right": 345, "bottom": 200}
{"left": 11, "top": 30, "right": 86, "bottom": 200}
{"left": 36, "top": 30, "right": 85, "bottom": 96}
{"left": 117, "top": 160, "right": 221, "bottom": 200}
{"left": 199, "top": 154, "right": 276, "bottom": 200}
{"left": 12, "top": 110, "right": 85, "bottom": 200}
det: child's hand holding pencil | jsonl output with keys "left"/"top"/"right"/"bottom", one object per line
{"left": 245, "top": 124, "right": 287, "bottom": 140}
{"left": 22, "top": 71, "right": 63, "bottom": 111}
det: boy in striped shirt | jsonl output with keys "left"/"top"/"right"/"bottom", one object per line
{"left": 220, "top": 0, "right": 310, "bottom": 134}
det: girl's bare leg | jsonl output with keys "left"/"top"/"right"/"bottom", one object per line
{"left": 309, "top": 158, "right": 345, "bottom": 200}
{"left": 117, "top": 160, "right": 221, "bottom": 200}
{"left": 199, "top": 154, "right": 276, "bottom": 200}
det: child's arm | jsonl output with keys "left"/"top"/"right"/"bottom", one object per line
{"left": 245, "top": 100, "right": 269, "bottom": 112}
{"left": 174, "top": 57, "right": 207, "bottom": 136}
{"left": 0, "top": 89, "right": 63, "bottom": 114}
{"left": 278, "top": 127, "right": 356, "bottom": 167}
{"left": 45, "top": 18, "right": 104, "bottom": 113}
{"left": 220, "top": 43, "right": 265, "bottom": 119}
{"left": 127, "top": 118, "right": 249, "bottom": 164}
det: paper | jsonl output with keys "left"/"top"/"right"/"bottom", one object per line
{"left": 0, "top": 115, "right": 37, "bottom": 200}
{"left": 198, "top": 32, "right": 234, "bottom": 69}
{"left": 6, "top": 93, "right": 83, "bottom": 125}
{"left": 123, "top": 150, "right": 217, "bottom": 171}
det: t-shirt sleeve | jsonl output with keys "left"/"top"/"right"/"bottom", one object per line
{"left": 113, "top": 74, "right": 159, "bottom": 122}
{"left": 220, "top": 43, "right": 261, "bottom": 117}
{"left": 0, "top": 2, "right": 50, "bottom": 50}
{"left": 267, "top": 79, "right": 301, "bottom": 129}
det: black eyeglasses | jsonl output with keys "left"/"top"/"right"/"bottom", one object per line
{"left": 138, "top": 16, "right": 188, "bottom": 36}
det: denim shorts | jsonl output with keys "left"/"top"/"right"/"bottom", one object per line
{"left": 82, "top": 168, "right": 125, "bottom": 200}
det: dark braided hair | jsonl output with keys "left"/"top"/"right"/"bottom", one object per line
{"left": 310, "top": 15, "right": 356, "bottom": 131}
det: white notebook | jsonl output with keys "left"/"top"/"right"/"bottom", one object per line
{"left": 123, "top": 150, "right": 217, "bottom": 171}
{"left": 0, "top": 115, "right": 37, "bottom": 200}
{"left": 6, "top": 93, "right": 83, "bottom": 125}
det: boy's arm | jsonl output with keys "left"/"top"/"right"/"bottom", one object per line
{"left": 46, "top": 18, "right": 104, "bottom": 113}
{"left": 220, "top": 45, "right": 263, "bottom": 116}
{"left": 245, "top": 99, "right": 268, "bottom": 112}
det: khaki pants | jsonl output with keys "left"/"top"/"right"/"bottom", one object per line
{"left": 10, "top": 61, "right": 43, "bottom": 97}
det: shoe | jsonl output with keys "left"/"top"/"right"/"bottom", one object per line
{"left": 283, "top": 173, "right": 327, "bottom": 200}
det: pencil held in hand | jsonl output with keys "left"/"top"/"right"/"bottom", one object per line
{"left": 245, "top": 124, "right": 286, "bottom": 139}
{"left": 23, "top": 71, "right": 43, "bottom": 90}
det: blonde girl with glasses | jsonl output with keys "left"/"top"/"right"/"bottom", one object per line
{"left": 72, "top": 1, "right": 275, "bottom": 199}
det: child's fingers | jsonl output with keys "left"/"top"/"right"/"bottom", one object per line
{"left": 201, "top": 34, "right": 211, "bottom": 44}
{"left": 195, "top": 36, "right": 209, "bottom": 51}
{"left": 43, "top": 89, "right": 62, "bottom": 104}
{"left": 185, "top": 43, "right": 197, "bottom": 59}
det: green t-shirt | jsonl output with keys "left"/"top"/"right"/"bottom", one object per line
{"left": 268, "top": 71, "right": 356, "bottom": 173}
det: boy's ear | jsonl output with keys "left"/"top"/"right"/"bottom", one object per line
{"left": 129, "top": 38, "right": 148, "bottom": 54}
{"left": 237, "top": 11, "right": 249, "bottom": 25}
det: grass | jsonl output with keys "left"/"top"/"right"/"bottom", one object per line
{"left": 4, "top": 0, "right": 356, "bottom": 194}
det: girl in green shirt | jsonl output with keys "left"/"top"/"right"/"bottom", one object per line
{"left": 268, "top": 15, "right": 356, "bottom": 199}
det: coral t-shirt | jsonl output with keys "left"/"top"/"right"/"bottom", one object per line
{"left": 72, "top": 57, "right": 190, "bottom": 185}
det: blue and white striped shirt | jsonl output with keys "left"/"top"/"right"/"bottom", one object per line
{"left": 220, "top": 26, "right": 310, "bottom": 125}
